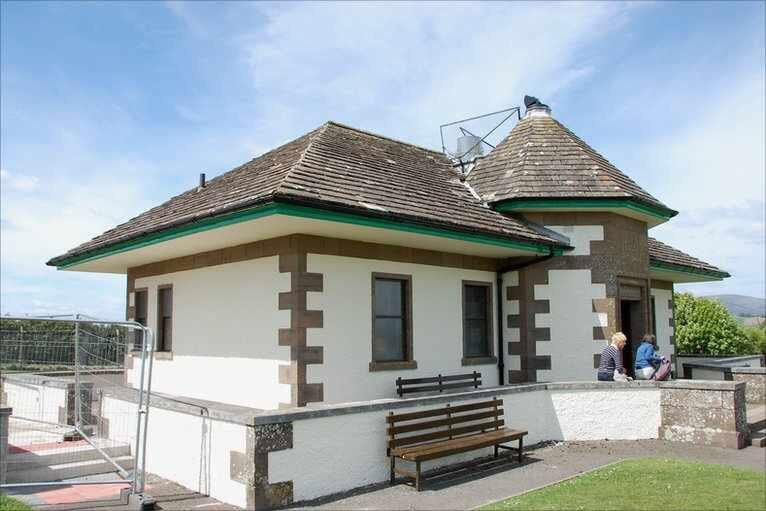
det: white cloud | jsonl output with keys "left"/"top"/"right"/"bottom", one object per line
{"left": 240, "top": 2, "right": 640, "bottom": 146}
{"left": 1, "top": 169, "right": 39, "bottom": 191}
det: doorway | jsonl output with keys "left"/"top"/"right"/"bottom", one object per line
{"left": 620, "top": 300, "right": 638, "bottom": 376}
{"left": 619, "top": 283, "right": 647, "bottom": 378}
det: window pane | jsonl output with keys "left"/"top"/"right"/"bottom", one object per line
{"left": 135, "top": 291, "right": 147, "bottom": 322}
{"left": 465, "top": 319, "right": 488, "bottom": 356}
{"left": 465, "top": 285, "right": 487, "bottom": 319}
{"left": 375, "top": 279, "right": 403, "bottom": 317}
{"left": 160, "top": 288, "right": 172, "bottom": 316}
{"left": 373, "top": 317, "right": 405, "bottom": 361}
{"left": 162, "top": 317, "right": 172, "bottom": 349}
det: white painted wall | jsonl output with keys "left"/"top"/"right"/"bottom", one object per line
{"left": 535, "top": 270, "right": 607, "bottom": 381}
{"left": 546, "top": 225, "right": 604, "bottom": 256}
{"left": 307, "top": 254, "right": 501, "bottom": 404}
{"left": 269, "top": 387, "right": 660, "bottom": 502}
{"left": 2, "top": 380, "right": 66, "bottom": 426}
{"left": 651, "top": 288, "right": 675, "bottom": 362}
{"left": 97, "top": 395, "right": 250, "bottom": 508}
{"left": 127, "top": 256, "right": 291, "bottom": 410}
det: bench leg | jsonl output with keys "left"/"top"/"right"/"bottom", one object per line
{"left": 494, "top": 444, "right": 499, "bottom": 458}
{"left": 415, "top": 461, "right": 422, "bottom": 492}
{"left": 390, "top": 456, "right": 395, "bottom": 485}
{"left": 518, "top": 437, "right": 524, "bottom": 463}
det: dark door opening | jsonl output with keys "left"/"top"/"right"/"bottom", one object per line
{"left": 620, "top": 298, "right": 646, "bottom": 378}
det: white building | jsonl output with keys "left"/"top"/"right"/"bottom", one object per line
{"left": 48, "top": 98, "right": 729, "bottom": 410}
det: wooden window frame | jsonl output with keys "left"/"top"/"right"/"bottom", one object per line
{"left": 369, "top": 272, "right": 416, "bottom": 372}
{"left": 461, "top": 280, "right": 497, "bottom": 366}
{"left": 156, "top": 284, "right": 173, "bottom": 353}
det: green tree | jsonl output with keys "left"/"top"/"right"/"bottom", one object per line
{"left": 674, "top": 293, "right": 751, "bottom": 355}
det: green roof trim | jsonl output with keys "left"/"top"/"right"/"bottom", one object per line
{"left": 649, "top": 260, "right": 730, "bottom": 280}
{"left": 494, "top": 198, "right": 677, "bottom": 222}
{"left": 55, "top": 202, "right": 558, "bottom": 269}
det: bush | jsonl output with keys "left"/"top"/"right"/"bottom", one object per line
{"left": 743, "top": 324, "right": 766, "bottom": 355}
{"left": 674, "top": 293, "right": 752, "bottom": 355}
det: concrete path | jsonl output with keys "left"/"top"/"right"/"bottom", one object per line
{"left": 290, "top": 440, "right": 766, "bottom": 510}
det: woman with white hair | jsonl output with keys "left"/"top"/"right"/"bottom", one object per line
{"left": 597, "top": 332, "right": 627, "bottom": 381}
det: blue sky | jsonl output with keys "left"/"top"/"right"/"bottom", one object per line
{"left": 1, "top": 1, "right": 764, "bottom": 319}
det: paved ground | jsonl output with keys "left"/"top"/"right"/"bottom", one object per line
{"left": 290, "top": 440, "right": 766, "bottom": 510}
{"left": 6, "top": 440, "right": 764, "bottom": 510}
{"left": 4, "top": 473, "right": 237, "bottom": 511}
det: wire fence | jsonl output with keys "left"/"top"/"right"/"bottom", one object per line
{"left": 0, "top": 315, "right": 153, "bottom": 494}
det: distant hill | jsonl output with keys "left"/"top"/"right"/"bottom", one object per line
{"left": 705, "top": 294, "right": 766, "bottom": 318}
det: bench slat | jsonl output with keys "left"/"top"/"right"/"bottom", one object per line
{"left": 389, "top": 419, "right": 505, "bottom": 448}
{"left": 396, "top": 373, "right": 480, "bottom": 385}
{"left": 396, "top": 429, "right": 528, "bottom": 462}
{"left": 387, "top": 409, "right": 501, "bottom": 435}
{"left": 386, "top": 399, "right": 503, "bottom": 423}
{"left": 398, "top": 380, "right": 483, "bottom": 395}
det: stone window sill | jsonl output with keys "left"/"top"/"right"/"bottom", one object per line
{"left": 369, "top": 360, "right": 418, "bottom": 372}
{"left": 461, "top": 356, "right": 498, "bottom": 366}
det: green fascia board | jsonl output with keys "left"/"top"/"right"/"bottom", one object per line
{"left": 55, "top": 202, "right": 556, "bottom": 269}
{"left": 495, "top": 199, "right": 676, "bottom": 222}
{"left": 649, "top": 261, "right": 730, "bottom": 280}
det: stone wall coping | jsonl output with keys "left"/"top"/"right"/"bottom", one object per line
{"left": 677, "top": 354, "right": 763, "bottom": 361}
{"left": 4, "top": 373, "right": 745, "bottom": 426}
{"left": 250, "top": 381, "right": 663, "bottom": 425}
{"left": 1, "top": 372, "right": 71, "bottom": 389}
{"left": 659, "top": 380, "right": 745, "bottom": 391}
{"left": 730, "top": 367, "right": 766, "bottom": 374}
{"left": 2, "top": 372, "right": 262, "bottom": 426}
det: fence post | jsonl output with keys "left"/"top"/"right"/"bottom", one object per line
{"left": 74, "top": 314, "right": 82, "bottom": 430}
{"left": 0, "top": 406, "right": 11, "bottom": 485}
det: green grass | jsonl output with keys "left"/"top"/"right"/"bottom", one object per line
{"left": 0, "top": 494, "right": 34, "bottom": 511}
{"left": 482, "top": 458, "right": 766, "bottom": 511}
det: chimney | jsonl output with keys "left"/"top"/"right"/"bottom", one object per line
{"left": 198, "top": 173, "right": 206, "bottom": 191}
{"left": 523, "top": 95, "right": 551, "bottom": 118}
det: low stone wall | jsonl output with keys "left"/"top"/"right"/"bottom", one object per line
{"left": 731, "top": 367, "right": 766, "bottom": 404}
{"left": 659, "top": 380, "right": 747, "bottom": 449}
{"left": 2, "top": 374, "right": 751, "bottom": 510}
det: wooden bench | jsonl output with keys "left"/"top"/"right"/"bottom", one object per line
{"left": 386, "top": 398, "right": 527, "bottom": 491}
{"left": 396, "top": 371, "right": 481, "bottom": 398}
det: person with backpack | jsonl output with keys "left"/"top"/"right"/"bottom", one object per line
{"left": 635, "top": 334, "right": 662, "bottom": 379}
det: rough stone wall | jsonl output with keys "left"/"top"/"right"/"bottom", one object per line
{"left": 230, "top": 422, "right": 294, "bottom": 509}
{"left": 509, "top": 212, "right": 650, "bottom": 382}
{"left": 659, "top": 381, "right": 747, "bottom": 449}
{"left": 731, "top": 368, "right": 766, "bottom": 404}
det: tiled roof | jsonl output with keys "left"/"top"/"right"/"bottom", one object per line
{"left": 648, "top": 237, "right": 729, "bottom": 277}
{"left": 49, "top": 122, "right": 566, "bottom": 266}
{"left": 467, "top": 115, "right": 674, "bottom": 214}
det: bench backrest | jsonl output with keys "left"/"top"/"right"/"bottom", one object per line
{"left": 395, "top": 371, "right": 481, "bottom": 397}
{"left": 386, "top": 398, "right": 503, "bottom": 455}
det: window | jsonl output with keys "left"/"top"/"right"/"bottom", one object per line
{"left": 133, "top": 289, "right": 148, "bottom": 350}
{"left": 462, "top": 281, "right": 495, "bottom": 363}
{"left": 370, "top": 273, "right": 415, "bottom": 371}
{"left": 157, "top": 285, "right": 173, "bottom": 352}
